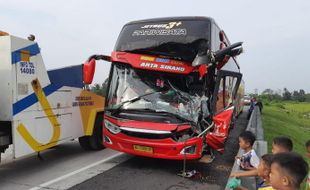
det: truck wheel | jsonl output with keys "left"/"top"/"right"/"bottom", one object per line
{"left": 78, "top": 136, "right": 92, "bottom": 150}
{"left": 89, "top": 113, "right": 104, "bottom": 150}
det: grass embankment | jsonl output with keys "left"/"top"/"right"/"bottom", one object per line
{"left": 261, "top": 101, "right": 310, "bottom": 165}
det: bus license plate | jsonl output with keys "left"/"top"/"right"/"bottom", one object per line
{"left": 133, "top": 145, "right": 153, "bottom": 153}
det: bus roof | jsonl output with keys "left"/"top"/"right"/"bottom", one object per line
{"left": 125, "top": 16, "right": 215, "bottom": 26}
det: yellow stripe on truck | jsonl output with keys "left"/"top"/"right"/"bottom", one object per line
{"left": 85, "top": 108, "right": 104, "bottom": 136}
{"left": 17, "top": 79, "right": 61, "bottom": 152}
{"left": 78, "top": 90, "right": 104, "bottom": 136}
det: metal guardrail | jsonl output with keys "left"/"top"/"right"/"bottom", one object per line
{"left": 247, "top": 106, "right": 264, "bottom": 141}
{"left": 225, "top": 106, "right": 267, "bottom": 190}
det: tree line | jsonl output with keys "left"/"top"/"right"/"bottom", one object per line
{"left": 85, "top": 79, "right": 108, "bottom": 97}
{"left": 258, "top": 88, "right": 310, "bottom": 102}
{"left": 86, "top": 82, "right": 310, "bottom": 103}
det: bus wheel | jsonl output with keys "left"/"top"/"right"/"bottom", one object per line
{"left": 78, "top": 136, "right": 92, "bottom": 150}
{"left": 89, "top": 113, "right": 104, "bottom": 150}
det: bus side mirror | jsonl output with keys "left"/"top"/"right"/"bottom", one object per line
{"left": 83, "top": 54, "right": 111, "bottom": 84}
{"left": 83, "top": 59, "right": 96, "bottom": 84}
{"left": 192, "top": 42, "right": 243, "bottom": 67}
{"left": 214, "top": 42, "right": 243, "bottom": 62}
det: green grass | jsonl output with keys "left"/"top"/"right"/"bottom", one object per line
{"left": 261, "top": 101, "right": 310, "bottom": 165}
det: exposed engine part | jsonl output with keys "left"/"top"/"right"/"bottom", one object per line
{"left": 177, "top": 134, "right": 191, "bottom": 142}
{"left": 197, "top": 122, "right": 214, "bottom": 137}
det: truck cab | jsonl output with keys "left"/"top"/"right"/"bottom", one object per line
{"left": 0, "top": 32, "right": 105, "bottom": 161}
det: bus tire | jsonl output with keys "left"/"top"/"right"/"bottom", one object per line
{"left": 89, "top": 113, "right": 104, "bottom": 150}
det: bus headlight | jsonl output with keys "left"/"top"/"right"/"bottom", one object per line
{"left": 104, "top": 120, "right": 121, "bottom": 134}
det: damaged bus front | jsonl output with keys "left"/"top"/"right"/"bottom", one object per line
{"left": 87, "top": 17, "right": 243, "bottom": 160}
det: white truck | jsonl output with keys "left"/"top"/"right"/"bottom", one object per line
{"left": 0, "top": 31, "right": 104, "bottom": 161}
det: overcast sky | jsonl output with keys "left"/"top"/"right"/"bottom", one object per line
{"left": 1, "top": 0, "right": 310, "bottom": 94}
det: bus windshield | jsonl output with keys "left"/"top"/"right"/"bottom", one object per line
{"left": 107, "top": 63, "right": 203, "bottom": 123}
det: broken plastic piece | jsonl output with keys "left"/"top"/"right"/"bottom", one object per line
{"left": 177, "top": 170, "right": 197, "bottom": 178}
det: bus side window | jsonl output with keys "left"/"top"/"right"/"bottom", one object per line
{"left": 215, "top": 77, "right": 225, "bottom": 113}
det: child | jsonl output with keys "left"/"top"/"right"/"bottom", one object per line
{"left": 231, "top": 136, "right": 293, "bottom": 178}
{"left": 270, "top": 152, "right": 309, "bottom": 190}
{"left": 305, "top": 140, "right": 310, "bottom": 190}
{"left": 229, "top": 154, "right": 275, "bottom": 190}
{"left": 256, "top": 154, "right": 275, "bottom": 189}
{"left": 271, "top": 136, "right": 293, "bottom": 154}
{"left": 236, "top": 131, "right": 260, "bottom": 170}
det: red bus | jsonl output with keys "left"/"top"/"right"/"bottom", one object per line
{"left": 87, "top": 17, "right": 243, "bottom": 160}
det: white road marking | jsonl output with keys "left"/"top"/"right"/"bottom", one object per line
{"left": 28, "top": 152, "right": 124, "bottom": 190}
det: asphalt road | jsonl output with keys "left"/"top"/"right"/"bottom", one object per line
{"left": 0, "top": 111, "right": 248, "bottom": 190}
{"left": 0, "top": 143, "right": 132, "bottom": 190}
{"left": 70, "top": 111, "right": 249, "bottom": 190}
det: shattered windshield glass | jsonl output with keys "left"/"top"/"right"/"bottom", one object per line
{"left": 114, "top": 20, "right": 210, "bottom": 62}
{"left": 107, "top": 63, "right": 204, "bottom": 123}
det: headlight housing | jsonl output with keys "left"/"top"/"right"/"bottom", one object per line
{"left": 180, "top": 145, "right": 196, "bottom": 154}
{"left": 104, "top": 120, "right": 121, "bottom": 134}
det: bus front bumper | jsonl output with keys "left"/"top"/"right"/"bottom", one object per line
{"left": 103, "top": 128, "right": 203, "bottom": 160}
